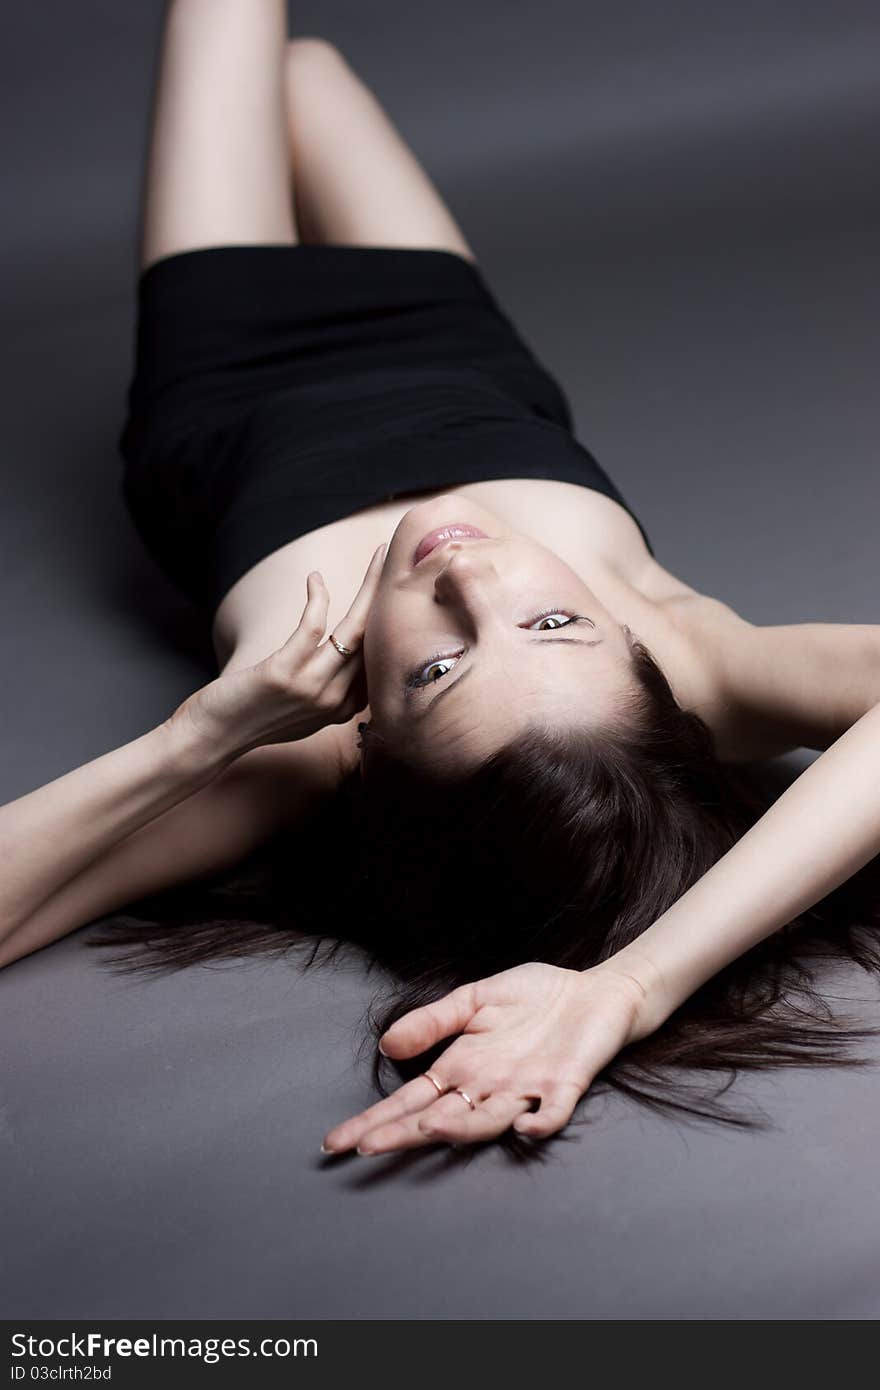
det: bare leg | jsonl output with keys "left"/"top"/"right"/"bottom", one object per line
{"left": 283, "top": 38, "right": 476, "bottom": 261}
{"left": 138, "top": 0, "right": 296, "bottom": 274}
{"left": 136, "top": 6, "right": 474, "bottom": 274}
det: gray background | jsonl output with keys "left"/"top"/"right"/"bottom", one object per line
{"left": 1, "top": 0, "right": 878, "bottom": 1319}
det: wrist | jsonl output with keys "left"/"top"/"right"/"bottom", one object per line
{"left": 590, "top": 947, "right": 675, "bottom": 1042}
{"left": 161, "top": 705, "right": 243, "bottom": 777}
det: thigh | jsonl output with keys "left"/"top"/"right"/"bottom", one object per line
{"left": 285, "top": 39, "right": 476, "bottom": 261}
{"left": 139, "top": 0, "right": 296, "bottom": 273}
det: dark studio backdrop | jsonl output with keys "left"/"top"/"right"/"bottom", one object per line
{"left": 0, "top": 0, "right": 878, "bottom": 1319}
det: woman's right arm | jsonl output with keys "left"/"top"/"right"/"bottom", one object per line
{"left": 0, "top": 719, "right": 248, "bottom": 969}
{"left": 0, "top": 719, "right": 234, "bottom": 933}
{"left": 0, "top": 546, "right": 386, "bottom": 969}
{"left": 0, "top": 724, "right": 341, "bottom": 971}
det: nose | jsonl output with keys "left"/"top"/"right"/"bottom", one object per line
{"left": 433, "top": 543, "right": 499, "bottom": 618}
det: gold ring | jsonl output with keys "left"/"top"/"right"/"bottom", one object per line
{"left": 328, "top": 634, "right": 356, "bottom": 658}
{"left": 423, "top": 1070, "right": 445, "bottom": 1096}
{"left": 454, "top": 1087, "right": 476, "bottom": 1111}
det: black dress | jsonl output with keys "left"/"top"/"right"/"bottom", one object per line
{"left": 118, "top": 245, "right": 654, "bottom": 619}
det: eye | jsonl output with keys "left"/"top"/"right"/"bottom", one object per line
{"left": 531, "top": 612, "right": 577, "bottom": 631}
{"left": 404, "top": 611, "right": 587, "bottom": 694}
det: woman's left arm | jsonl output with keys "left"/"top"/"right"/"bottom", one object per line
{"left": 608, "top": 694, "right": 880, "bottom": 1029}
{"left": 324, "top": 698, "right": 880, "bottom": 1156}
{"left": 688, "top": 604, "right": 880, "bottom": 761}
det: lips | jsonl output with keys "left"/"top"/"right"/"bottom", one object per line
{"left": 412, "top": 524, "right": 489, "bottom": 567}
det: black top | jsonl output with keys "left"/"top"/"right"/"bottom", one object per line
{"left": 118, "top": 245, "right": 654, "bottom": 619}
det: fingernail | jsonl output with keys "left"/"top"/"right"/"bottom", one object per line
{"left": 320, "top": 1142, "right": 332, "bottom": 1154}
{"left": 377, "top": 1039, "right": 389, "bottom": 1056}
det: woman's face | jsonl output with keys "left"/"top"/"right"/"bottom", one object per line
{"left": 362, "top": 495, "right": 636, "bottom": 771}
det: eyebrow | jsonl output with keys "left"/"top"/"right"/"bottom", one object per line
{"left": 411, "top": 635, "right": 604, "bottom": 720}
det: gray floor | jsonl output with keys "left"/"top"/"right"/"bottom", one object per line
{"left": 1, "top": 0, "right": 879, "bottom": 1319}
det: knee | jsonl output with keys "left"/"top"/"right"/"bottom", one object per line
{"left": 285, "top": 36, "right": 347, "bottom": 79}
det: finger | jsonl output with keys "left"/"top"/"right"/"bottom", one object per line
{"left": 283, "top": 570, "right": 330, "bottom": 651}
{"left": 320, "top": 543, "right": 387, "bottom": 651}
{"left": 378, "top": 981, "right": 480, "bottom": 1059}
{"left": 337, "top": 542, "right": 387, "bottom": 623}
{"left": 355, "top": 542, "right": 388, "bottom": 599}
{"left": 361, "top": 1092, "right": 532, "bottom": 1154}
{"left": 511, "top": 1080, "right": 583, "bottom": 1138}
{"left": 321, "top": 1070, "right": 449, "bottom": 1154}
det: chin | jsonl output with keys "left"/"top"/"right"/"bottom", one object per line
{"left": 402, "top": 491, "right": 470, "bottom": 519}
{"left": 399, "top": 492, "right": 501, "bottom": 536}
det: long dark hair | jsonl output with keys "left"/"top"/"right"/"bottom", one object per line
{"left": 87, "top": 629, "right": 880, "bottom": 1158}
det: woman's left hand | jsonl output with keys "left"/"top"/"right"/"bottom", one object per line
{"left": 321, "top": 961, "right": 651, "bottom": 1155}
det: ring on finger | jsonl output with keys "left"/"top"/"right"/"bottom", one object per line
{"left": 326, "top": 634, "right": 357, "bottom": 658}
{"left": 454, "top": 1087, "right": 476, "bottom": 1110}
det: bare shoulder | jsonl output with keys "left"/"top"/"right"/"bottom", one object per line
{"left": 648, "top": 579, "right": 757, "bottom": 762}
{"left": 593, "top": 504, "right": 716, "bottom": 607}
{"left": 658, "top": 588, "right": 752, "bottom": 639}
{"left": 636, "top": 580, "right": 872, "bottom": 760}
{"left": 612, "top": 527, "right": 750, "bottom": 629}
{"left": 596, "top": 533, "right": 756, "bottom": 755}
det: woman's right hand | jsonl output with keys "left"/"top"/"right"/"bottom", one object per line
{"left": 168, "top": 544, "right": 386, "bottom": 758}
